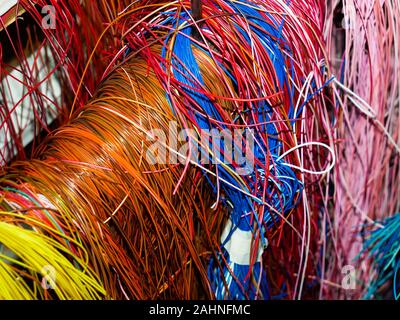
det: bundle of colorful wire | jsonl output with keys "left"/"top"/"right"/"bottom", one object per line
{"left": 0, "top": 0, "right": 399, "bottom": 300}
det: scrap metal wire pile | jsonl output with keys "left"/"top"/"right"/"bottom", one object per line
{"left": 0, "top": 0, "right": 399, "bottom": 300}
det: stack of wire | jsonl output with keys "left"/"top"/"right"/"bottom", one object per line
{"left": 0, "top": 0, "right": 399, "bottom": 300}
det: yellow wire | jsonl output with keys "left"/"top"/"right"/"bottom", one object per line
{"left": 0, "top": 219, "right": 106, "bottom": 300}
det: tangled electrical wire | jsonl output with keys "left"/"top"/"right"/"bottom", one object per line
{"left": 0, "top": 0, "right": 399, "bottom": 300}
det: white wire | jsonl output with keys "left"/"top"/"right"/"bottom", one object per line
{"left": 272, "top": 141, "right": 336, "bottom": 175}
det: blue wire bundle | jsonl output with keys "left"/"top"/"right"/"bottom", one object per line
{"left": 158, "top": 0, "right": 303, "bottom": 299}
{"left": 361, "top": 213, "right": 400, "bottom": 300}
